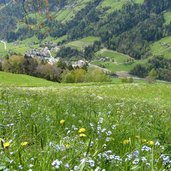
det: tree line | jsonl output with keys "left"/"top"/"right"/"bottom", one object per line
{"left": 0, "top": 55, "right": 111, "bottom": 83}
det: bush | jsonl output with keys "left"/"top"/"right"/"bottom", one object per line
{"left": 2, "top": 55, "right": 25, "bottom": 74}
{"left": 121, "top": 77, "right": 134, "bottom": 83}
{"left": 85, "top": 68, "right": 111, "bottom": 82}
{"left": 61, "top": 69, "right": 86, "bottom": 83}
{"left": 36, "top": 64, "right": 62, "bottom": 82}
{"left": 61, "top": 68, "right": 111, "bottom": 83}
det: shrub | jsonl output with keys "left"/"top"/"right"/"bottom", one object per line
{"left": 2, "top": 55, "right": 25, "bottom": 74}
{"left": 61, "top": 68, "right": 111, "bottom": 83}
{"left": 36, "top": 64, "right": 62, "bottom": 82}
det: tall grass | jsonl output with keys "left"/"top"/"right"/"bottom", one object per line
{"left": 0, "top": 84, "right": 171, "bottom": 170}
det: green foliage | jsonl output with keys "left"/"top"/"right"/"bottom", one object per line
{"left": 61, "top": 68, "right": 111, "bottom": 83}
{"left": 36, "top": 63, "right": 62, "bottom": 82}
{"left": 121, "top": 77, "right": 134, "bottom": 83}
{"left": 131, "top": 56, "right": 171, "bottom": 81}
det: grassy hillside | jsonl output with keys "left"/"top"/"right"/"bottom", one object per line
{"left": 0, "top": 82, "right": 171, "bottom": 170}
{"left": 91, "top": 49, "right": 148, "bottom": 73}
{"left": 0, "top": 71, "right": 56, "bottom": 87}
{"left": 65, "top": 36, "right": 100, "bottom": 50}
{"left": 150, "top": 36, "right": 171, "bottom": 58}
{"left": 0, "top": 36, "right": 40, "bottom": 56}
{"left": 98, "top": 0, "right": 144, "bottom": 13}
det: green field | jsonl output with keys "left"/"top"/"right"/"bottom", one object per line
{"left": 164, "top": 11, "right": 171, "bottom": 25}
{"left": 98, "top": 0, "right": 144, "bottom": 13}
{"left": 95, "top": 49, "right": 133, "bottom": 63}
{"left": 65, "top": 36, "right": 100, "bottom": 50}
{"left": 0, "top": 72, "right": 56, "bottom": 87}
{"left": 0, "top": 36, "right": 40, "bottom": 57}
{"left": 0, "top": 82, "right": 171, "bottom": 170}
{"left": 150, "top": 36, "right": 171, "bottom": 58}
{"left": 55, "top": 0, "right": 91, "bottom": 22}
{"left": 92, "top": 49, "right": 147, "bottom": 73}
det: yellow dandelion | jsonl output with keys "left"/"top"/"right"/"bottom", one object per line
{"left": 60, "top": 120, "right": 65, "bottom": 125}
{"left": 3, "top": 142, "right": 10, "bottom": 148}
{"left": 79, "top": 133, "right": 87, "bottom": 138}
{"left": 21, "top": 142, "right": 29, "bottom": 146}
{"left": 65, "top": 144, "right": 70, "bottom": 149}
{"left": 78, "top": 128, "right": 86, "bottom": 133}
{"left": 148, "top": 141, "right": 154, "bottom": 146}
{"left": 123, "top": 139, "right": 129, "bottom": 145}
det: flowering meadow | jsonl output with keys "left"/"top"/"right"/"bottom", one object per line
{"left": 0, "top": 83, "right": 171, "bottom": 171}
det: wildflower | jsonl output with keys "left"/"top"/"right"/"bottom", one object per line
{"left": 88, "top": 159, "right": 95, "bottom": 167}
{"left": 141, "top": 145, "right": 151, "bottom": 152}
{"left": 155, "top": 141, "right": 160, "bottom": 146}
{"left": 4, "top": 169, "right": 9, "bottom": 171}
{"left": 27, "top": 169, "right": 32, "bottom": 171}
{"left": 65, "top": 144, "right": 70, "bottom": 149}
{"left": 52, "top": 159, "right": 62, "bottom": 169}
{"left": 106, "top": 130, "right": 112, "bottom": 136}
{"left": 21, "top": 142, "right": 28, "bottom": 147}
{"left": 148, "top": 141, "right": 154, "bottom": 146}
{"left": 74, "top": 165, "right": 79, "bottom": 170}
{"left": 132, "top": 158, "right": 139, "bottom": 165}
{"left": 98, "top": 117, "right": 104, "bottom": 124}
{"left": 9, "top": 160, "right": 13, "bottom": 164}
{"left": 64, "top": 163, "right": 69, "bottom": 169}
{"left": 79, "top": 133, "right": 86, "bottom": 138}
{"left": 3, "top": 142, "right": 10, "bottom": 149}
{"left": 160, "top": 154, "right": 170, "bottom": 165}
{"left": 123, "top": 139, "right": 130, "bottom": 145}
{"left": 111, "top": 125, "right": 116, "bottom": 129}
{"left": 94, "top": 167, "right": 101, "bottom": 171}
{"left": 133, "top": 150, "right": 139, "bottom": 157}
{"left": 18, "top": 165, "right": 23, "bottom": 170}
{"left": 78, "top": 128, "right": 86, "bottom": 133}
{"left": 141, "top": 156, "right": 147, "bottom": 162}
{"left": 29, "top": 164, "right": 33, "bottom": 168}
{"left": 105, "top": 137, "right": 111, "bottom": 142}
{"left": 60, "top": 120, "right": 65, "bottom": 125}
{"left": 126, "top": 154, "right": 132, "bottom": 161}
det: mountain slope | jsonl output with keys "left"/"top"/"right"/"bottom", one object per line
{"left": 1, "top": 0, "right": 171, "bottom": 61}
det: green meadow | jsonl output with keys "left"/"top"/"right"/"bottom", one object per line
{"left": 150, "top": 36, "right": 171, "bottom": 59}
{"left": 0, "top": 72, "right": 56, "bottom": 87}
{"left": 0, "top": 72, "right": 171, "bottom": 170}
{"left": 65, "top": 37, "right": 100, "bottom": 50}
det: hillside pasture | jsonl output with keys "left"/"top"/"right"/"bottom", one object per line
{"left": 0, "top": 71, "right": 56, "bottom": 87}
{"left": 65, "top": 36, "right": 100, "bottom": 50}
{"left": 150, "top": 36, "right": 171, "bottom": 58}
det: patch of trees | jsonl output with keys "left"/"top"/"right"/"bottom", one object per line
{"left": 1, "top": 55, "right": 62, "bottom": 82}
{"left": 130, "top": 56, "right": 171, "bottom": 82}
{"left": 61, "top": 68, "right": 111, "bottom": 83}
{"left": 1, "top": 55, "right": 111, "bottom": 83}
{"left": 57, "top": 41, "right": 101, "bottom": 60}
